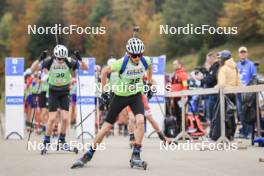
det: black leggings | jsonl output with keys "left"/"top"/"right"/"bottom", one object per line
{"left": 105, "top": 93, "right": 144, "bottom": 125}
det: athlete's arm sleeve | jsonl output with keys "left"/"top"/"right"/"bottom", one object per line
{"left": 110, "top": 59, "right": 123, "bottom": 72}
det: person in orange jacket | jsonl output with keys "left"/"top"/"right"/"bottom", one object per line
{"left": 171, "top": 60, "right": 188, "bottom": 91}
{"left": 170, "top": 60, "right": 188, "bottom": 132}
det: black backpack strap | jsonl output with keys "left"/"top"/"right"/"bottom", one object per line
{"left": 119, "top": 54, "right": 129, "bottom": 75}
{"left": 64, "top": 57, "right": 72, "bottom": 69}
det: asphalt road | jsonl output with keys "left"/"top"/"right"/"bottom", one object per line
{"left": 0, "top": 132, "right": 263, "bottom": 176}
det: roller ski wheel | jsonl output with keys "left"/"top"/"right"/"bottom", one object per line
{"left": 130, "top": 159, "right": 147, "bottom": 170}
{"left": 71, "top": 154, "right": 92, "bottom": 169}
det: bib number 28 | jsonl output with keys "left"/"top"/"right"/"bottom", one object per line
{"left": 129, "top": 78, "right": 140, "bottom": 85}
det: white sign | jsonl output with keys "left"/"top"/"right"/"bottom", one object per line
{"left": 146, "top": 55, "right": 166, "bottom": 138}
{"left": 5, "top": 57, "right": 24, "bottom": 139}
{"left": 76, "top": 58, "right": 96, "bottom": 139}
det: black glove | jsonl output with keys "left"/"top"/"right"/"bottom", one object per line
{"left": 101, "top": 92, "right": 110, "bottom": 106}
{"left": 39, "top": 50, "right": 48, "bottom": 62}
{"left": 146, "top": 83, "right": 156, "bottom": 100}
{"left": 74, "top": 50, "right": 82, "bottom": 61}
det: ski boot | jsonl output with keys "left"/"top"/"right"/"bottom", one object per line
{"left": 130, "top": 145, "right": 147, "bottom": 170}
{"left": 71, "top": 147, "right": 95, "bottom": 169}
{"left": 129, "top": 133, "right": 135, "bottom": 149}
{"left": 41, "top": 136, "right": 50, "bottom": 155}
{"left": 57, "top": 134, "right": 78, "bottom": 154}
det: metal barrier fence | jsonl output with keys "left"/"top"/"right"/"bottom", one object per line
{"left": 165, "top": 84, "right": 264, "bottom": 144}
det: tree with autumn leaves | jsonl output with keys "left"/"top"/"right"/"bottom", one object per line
{"left": 0, "top": 0, "right": 263, "bottom": 70}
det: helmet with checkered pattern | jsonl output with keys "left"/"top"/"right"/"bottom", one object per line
{"left": 53, "top": 44, "right": 68, "bottom": 58}
{"left": 126, "top": 37, "right": 144, "bottom": 54}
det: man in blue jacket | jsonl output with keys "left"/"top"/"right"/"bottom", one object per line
{"left": 236, "top": 46, "right": 257, "bottom": 138}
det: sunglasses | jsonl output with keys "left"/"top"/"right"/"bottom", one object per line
{"left": 130, "top": 53, "right": 142, "bottom": 58}
{"left": 239, "top": 51, "right": 247, "bottom": 54}
{"left": 56, "top": 57, "right": 65, "bottom": 61}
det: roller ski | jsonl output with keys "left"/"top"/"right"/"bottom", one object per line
{"left": 130, "top": 145, "right": 147, "bottom": 170}
{"left": 56, "top": 135, "right": 78, "bottom": 154}
{"left": 41, "top": 136, "right": 50, "bottom": 155}
{"left": 71, "top": 148, "right": 95, "bottom": 169}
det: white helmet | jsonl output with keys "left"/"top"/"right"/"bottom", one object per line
{"left": 53, "top": 44, "right": 68, "bottom": 58}
{"left": 126, "top": 37, "right": 144, "bottom": 54}
{"left": 107, "top": 57, "right": 116, "bottom": 66}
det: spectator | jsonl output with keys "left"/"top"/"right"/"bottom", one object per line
{"left": 202, "top": 52, "right": 220, "bottom": 88}
{"left": 216, "top": 50, "right": 241, "bottom": 140}
{"left": 200, "top": 52, "right": 220, "bottom": 122}
{"left": 236, "top": 46, "right": 257, "bottom": 138}
{"left": 237, "top": 47, "right": 256, "bottom": 85}
{"left": 170, "top": 60, "right": 188, "bottom": 131}
{"left": 217, "top": 50, "right": 241, "bottom": 87}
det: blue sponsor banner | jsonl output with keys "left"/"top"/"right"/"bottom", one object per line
{"left": 148, "top": 95, "right": 165, "bottom": 104}
{"left": 6, "top": 96, "right": 24, "bottom": 105}
{"left": 77, "top": 96, "right": 95, "bottom": 105}
{"left": 78, "top": 58, "right": 95, "bottom": 76}
{"left": 5, "top": 57, "right": 24, "bottom": 76}
{"left": 151, "top": 56, "right": 165, "bottom": 75}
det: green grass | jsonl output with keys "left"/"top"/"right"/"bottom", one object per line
{"left": 166, "top": 42, "right": 264, "bottom": 74}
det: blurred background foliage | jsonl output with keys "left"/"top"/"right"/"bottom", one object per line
{"left": 0, "top": 0, "right": 264, "bottom": 76}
